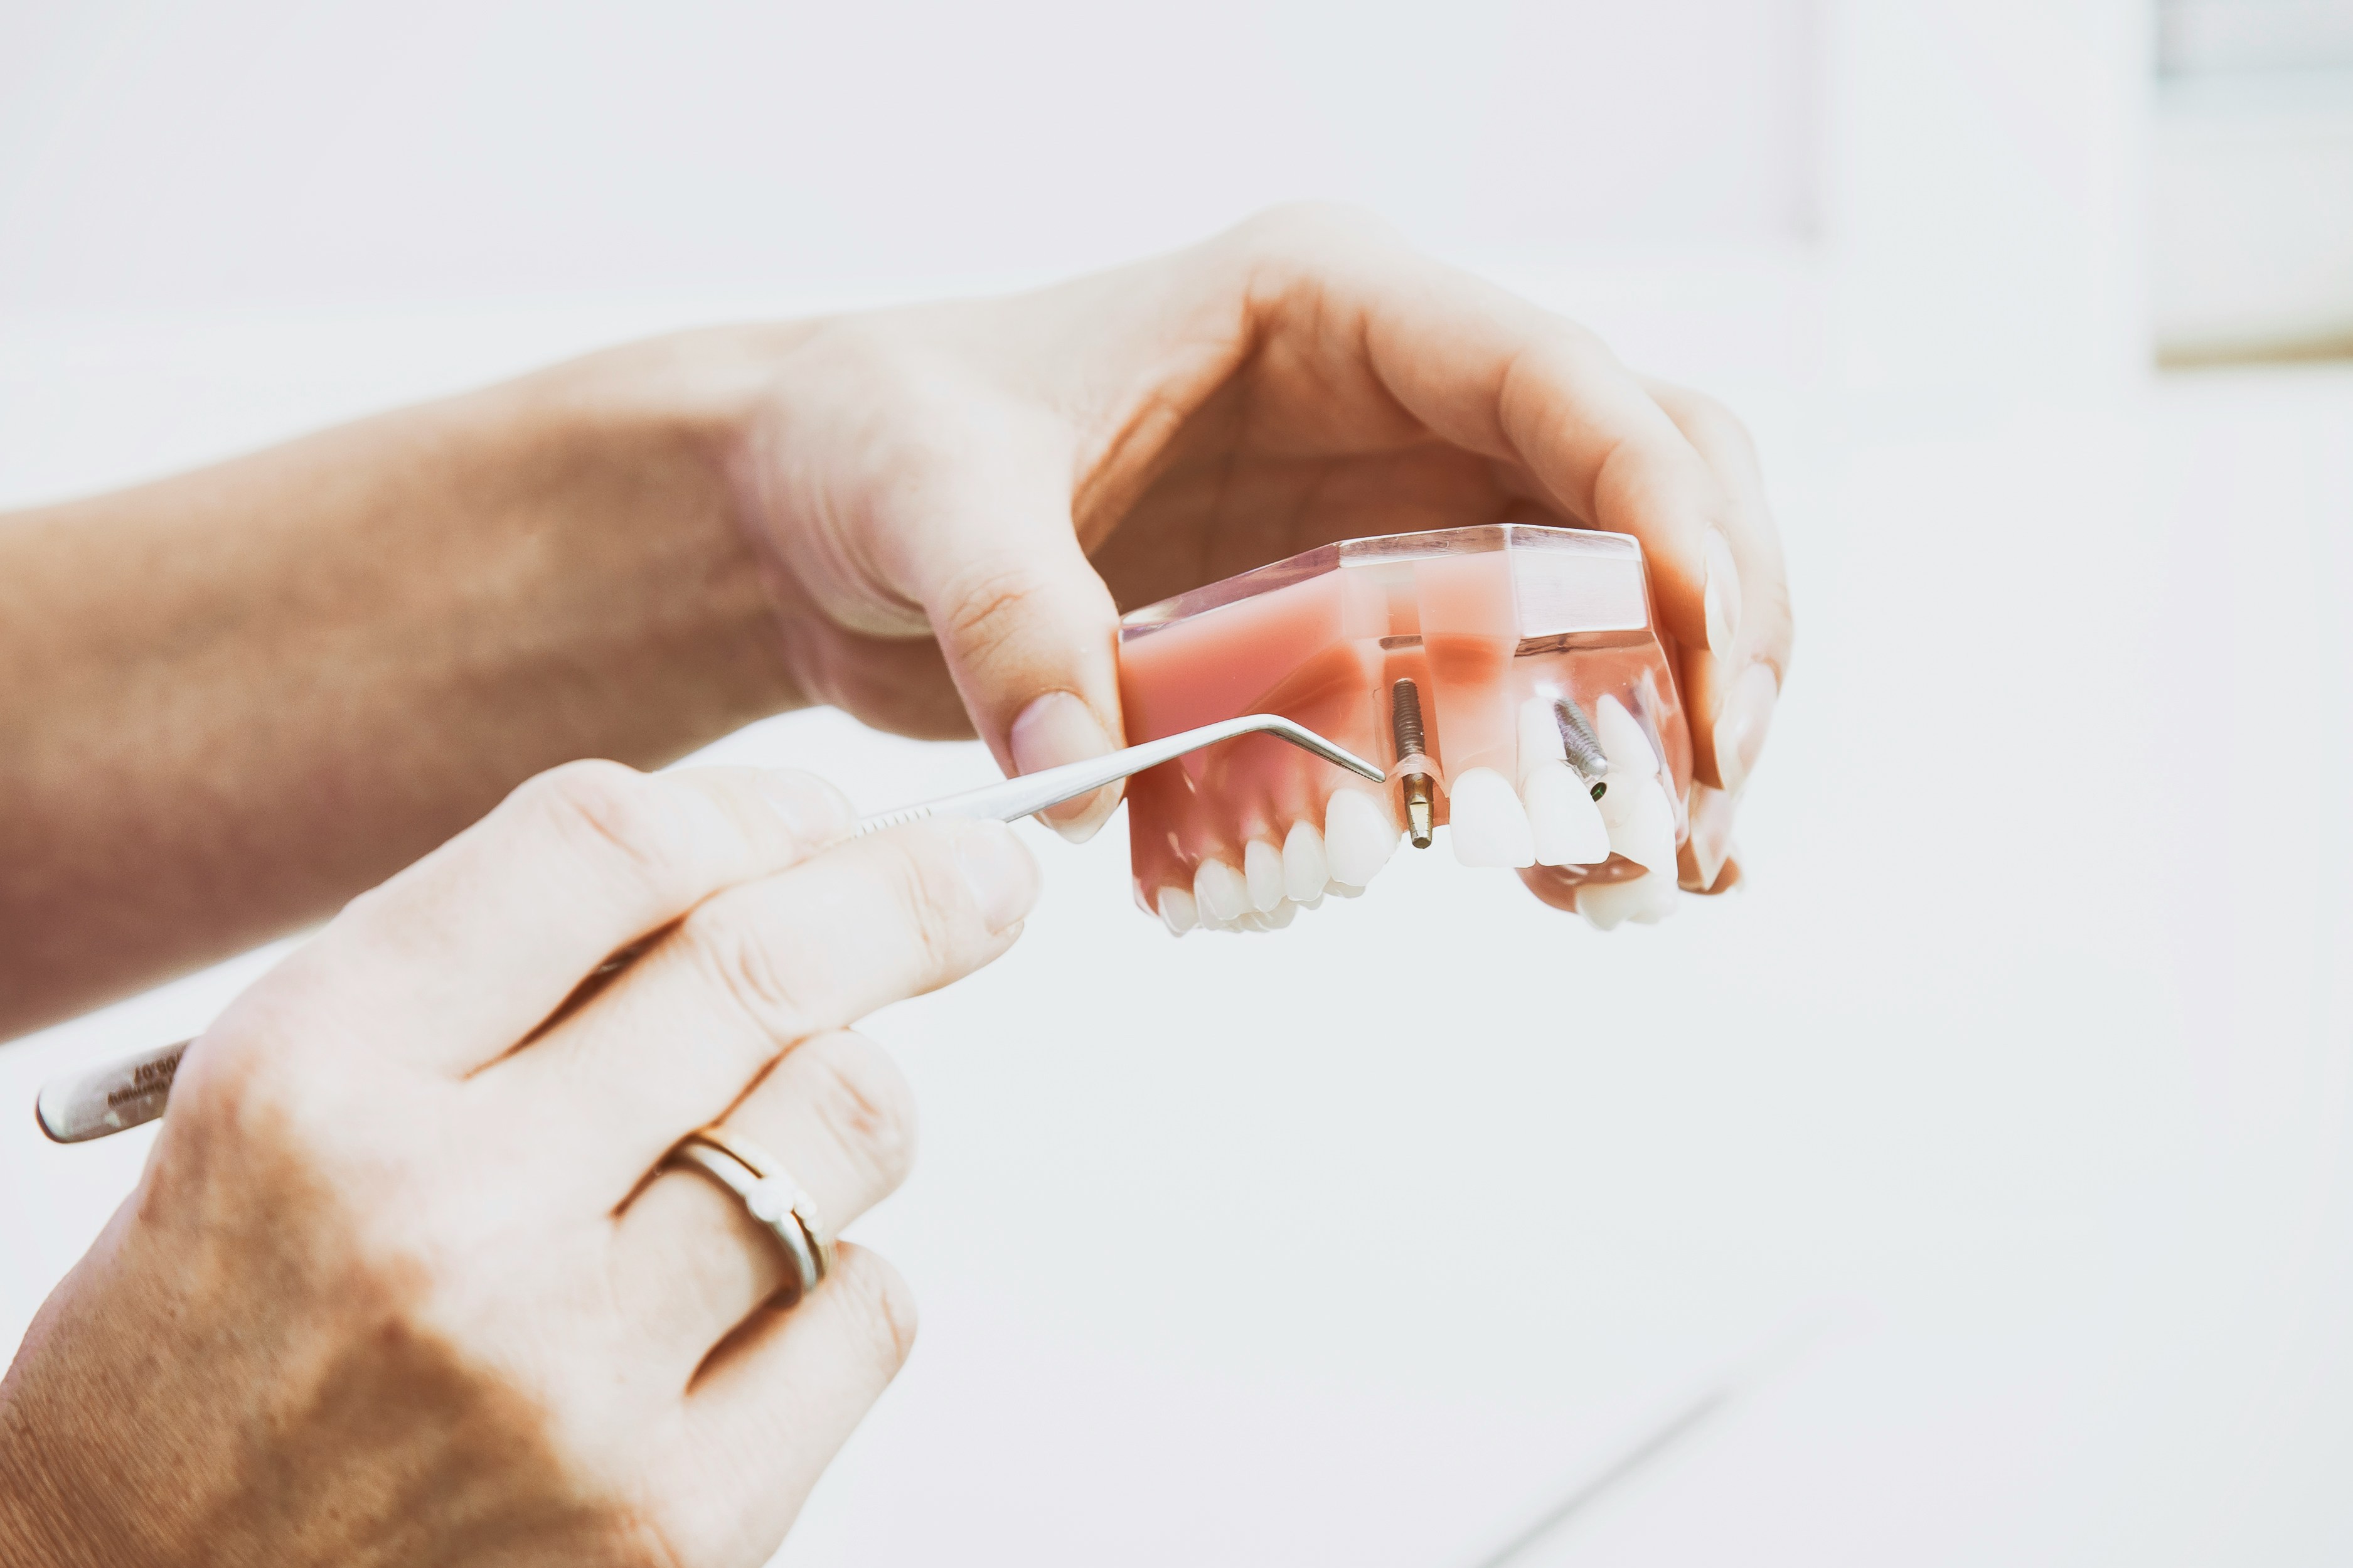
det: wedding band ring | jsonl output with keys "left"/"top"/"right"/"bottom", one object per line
{"left": 666, "top": 1128, "right": 835, "bottom": 1303}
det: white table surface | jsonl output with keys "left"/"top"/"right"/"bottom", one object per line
{"left": 3, "top": 297, "right": 2347, "bottom": 1565}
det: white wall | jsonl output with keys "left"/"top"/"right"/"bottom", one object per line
{"left": 0, "top": 0, "right": 1817, "bottom": 312}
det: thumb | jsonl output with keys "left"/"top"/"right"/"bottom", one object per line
{"left": 913, "top": 501, "right": 1126, "bottom": 844}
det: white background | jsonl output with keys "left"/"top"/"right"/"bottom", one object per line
{"left": 6, "top": 3, "right": 2352, "bottom": 1564}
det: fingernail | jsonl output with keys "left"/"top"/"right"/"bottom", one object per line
{"left": 1711, "top": 663, "right": 1779, "bottom": 796}
{"left": 756, "top": 769, "right": 855, "bottom": 846}
{"left": 1702, "top": 529, "right": 1742, "bottom": 657}
{"left": 1681, "top": 782, "right": 1736, "bottom": 891}
{"left": 954, "top": 820, "right": 1040, "bottom": 932}
{"left": 1008, "top": 691, "right": 1119, "bottom": 843}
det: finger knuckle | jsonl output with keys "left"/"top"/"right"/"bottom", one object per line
{"left": 676, "top": 899, "right": 812, "bottom": 1050}
{"left": 877, "top": 833, "right": 972, "bottom": 976}
{"left": 934, "top": 556, "right": 1043, "bottom": 668}
{"left": 523, "top": 761, "right": 698, "bottom": 900}
{"left": 798, "top": 314, "right": 917, "bottom": 379}
{"left": 1230, "top": 200, "right": 1394, "bottom": 265}
{"left": 801, "top": 1033, "right": 918, "bottom": 1190}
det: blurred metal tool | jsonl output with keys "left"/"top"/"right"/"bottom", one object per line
{"left": 847, "top": 712, "right": 1380, "bottom": 833}
{"left": 35, "top": 713, "right": 1380, "bottom": 1146}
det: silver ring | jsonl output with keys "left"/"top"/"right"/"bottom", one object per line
{"left": 666, "top": 1128, "right": 834, "bottom": 1303}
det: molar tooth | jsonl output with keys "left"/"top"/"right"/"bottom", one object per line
{"left": 1446, "top": 767, "right": 1535, "bottom": 867}
{"left": 1602, "top": 776, "right": 1678, "bottom": 873}
{"left": 1193, "top": 857, "right": 1249, "bottom": 924}
{"left": 1523, "top": 764, "right": 1611, "bottom": 866}
{"left": 1626, "top": 867, "right": 1682, "bottom": 924}
{"left": 1244, "top": 838, "right": 1285, "bottom": 913}
{"left": 1594, "top": 695, "right": 1660, "bottom": 779}
{"left": 1261, "top": 898, "right": 1297, "bottom": 929}
{"left": 1324, "top": 790, "right": 1400, "bottom": 887}
{"left": 1158, "top": 886, "right": 1197, "bottom": 936}
{"left": 1282, "top": 822, "right": 1329, "bottom": 904}
{"left": 1325, "top": 879, "right": 1365, "bottom": 899}
{"left": 1576, "top": 877, "right": 1646, "bottom": 930}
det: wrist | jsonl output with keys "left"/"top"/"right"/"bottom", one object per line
{"left": 498, "top": 328, "right": 821, "bottom": 720}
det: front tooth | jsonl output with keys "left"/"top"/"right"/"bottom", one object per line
{"left": 1518, "top": 696, "right": 1569, "bottom": 769}
{"left": 1158, "top": 885, "right": 1197, "bottom": 936}
{"left": 1523, "top": 764, "right": 1611, "bottom": 865}
{"left": 1244, "top": 838, "right": 1285, "bottom": 912}
{"left": 1282, "top": 822, "right": 1329, "bottom": 903}
{"left": 1193, "top": 857, "right": 1249, "bottom": 923}
{"left": 1447, "top": 767, "right": 1535, "bottom": 867}
{"left": 1594, "top": 696, "right": 1660, "bottom": 779}
{"left": 1325, "top": 790, "right": 1401, "bottom": 887}
{"left": 1325, "top": 879, "right": 1365, "bottom": 899}
{"left": 1603, "top": 776, "right": 1678, "bottom": 873}
{"left": 1261, "top": 898, "right": 1297, "bottom": 929}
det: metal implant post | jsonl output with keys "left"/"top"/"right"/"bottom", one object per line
{"left": 1553, "top": 696, "right": 1611, "bottom": 799}
{"left": 1390, "top": 678, "right": 1436, "bottom": 848}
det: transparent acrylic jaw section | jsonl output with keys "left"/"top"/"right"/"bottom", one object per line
{"left": 1118, "top": 523, "right": 1693, "bottom": 934}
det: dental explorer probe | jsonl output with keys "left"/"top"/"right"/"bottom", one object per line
{"left": 35, "top": 715, "right": 1384, "bottom": 1146}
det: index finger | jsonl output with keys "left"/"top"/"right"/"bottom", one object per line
{"left": 262, "top": 761, "right": 853, "bottom": 1077}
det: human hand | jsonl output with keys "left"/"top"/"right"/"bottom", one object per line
{"left": 0, "top": 762, "right": 1037, "bottom": 1567}
{"left": 705, "top": 205, "right": 1789, "bottom": 883}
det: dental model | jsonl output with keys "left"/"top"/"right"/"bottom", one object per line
{"left": 1118, "top": 523, "right": 1699, "bottom": 933}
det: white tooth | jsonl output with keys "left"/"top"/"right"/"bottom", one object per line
{"left": 1298, "top": 891, "right": 1325, "bottom": 912}
{"left": 1446, "top": 766, "right": 1535, "bottom": 867}
{"left": 1523, "top": 764, "right": 1611, "bottom": 866}
{"left": 1325, "top": 790, "right": 1400, "bottom": 887}
{"left": 1626, "top": 867, "right": 1682, "bottom": 923}
{"left": 1244, "top": 838, "right": 1285, "bottom": 912}
{"left": 1261, "top": 898, "right": 1297, "bottom": 928}
{"left": 1518, "top": 695, "right": 1608, "bottom": 866}
{"left": 1603, "top": 776, "right": 1677, "bottom": 873}
{"left": 1158, "top": 886, "right": 1197, "bottom": 936}
{"left": 1594, "top": 695, "right": 1660, "bottom": 781}
{"left": 1596, "top": 776, "right": 1631, "bottom": 831}
{"left": 1576, "top": 877, "right": 1646, "bottom": 930}
{"left": 1282, "top": 821, "right": 1329, "bottom": 904}
{"left": 1325, "top": 879, "right": 1365, "bottom": 899}
{"left": 1193, "top": 858, "right": 1249, "bottom": 923}
{"left": 1518, "top": 695, "right": 1568, "bottom": 771}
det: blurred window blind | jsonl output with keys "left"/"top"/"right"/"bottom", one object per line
{"left": 2153, "top": 1, "right": 2353, "bottom": 361}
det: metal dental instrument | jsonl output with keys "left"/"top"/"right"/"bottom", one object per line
{"left": 35, "top": 714, "right": 1382, "bottom": 1146}
{"left": 846, "top": 712, "right": 1381, "bottom": 835}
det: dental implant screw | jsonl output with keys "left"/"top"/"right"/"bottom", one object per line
{"left": 1553, "top": 695, "right": 1610, "bottom": 797}
{"left": 1390, "top": 678, "right": 1436, "bottom": 849}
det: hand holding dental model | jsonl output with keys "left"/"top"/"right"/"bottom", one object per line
{"left": 0, "top": 207, "right": 1790, "bottom": 1561}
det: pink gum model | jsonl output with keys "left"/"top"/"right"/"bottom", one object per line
{"left": 1118, "top": 523, "right": 1698, "bottom": 932}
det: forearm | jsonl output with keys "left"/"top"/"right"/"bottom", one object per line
{"left": 0, "top": 338, "right": 802, "bottom": 1037}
